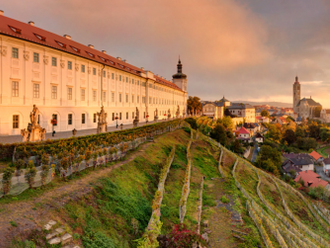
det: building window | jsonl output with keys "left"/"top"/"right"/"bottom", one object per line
{"left": 137, "top": 95, "right": 140, "bottom": 103}
{"left": 93, "top": 113, "right": 96, "bottom": 123}
{"left": 81, "top": 89, "right": 86, "bottom": 101}
{"left": 68, "top": 61, "right": 72, "bottom": 70}
{"left": 137, "top": 80, "right": 139, "bottom": 85}
{"left": 13, "top": 115, "right": 19, "bottom": 129}
{"left": 93, "top": 68, "right": 96, "bottom": 75}
{"left": 126, "top": 94, "right": 128, "bottom": 103}
{"left": 132, "top": 79, "right": 134, "bottom": 84}
{"left": 126, "top": 77, "right": 128, "bottom": 83}
{"left": 102, "top": 91, "right": 106, "bottom": 102}
{"left": 120, "top": 112, "right": 122, "bottom": 120}
{"left": 144, "top": 112, "right": 146, "bottom": 118}
{"left": 119, "top": 75, "right": 122, "bottom": 81}
{"left": 81, "top": 64, "right": 85, "bottom": 73}
{"left": 82, "top": 113, "right": 85, "bottom": 124}
{"left": 12, "top": 81, "right": 19, "bottom": 97}
{"left": 142, "top": 96, "right": 145, "bottom": 104}
{"left": 126, "top": 112, "right": 128, "bottom": 119}
{"left": 68, "top": 114, "right": 72, "bottom": 125}
{"left": 52, "top": 114, "right": 58, "bottom": 126}
{"left": 119, "top": 93, "right": 122, "bottom": 103}
{"left": 52, "top": 57, "right": 57, "bottom": 66}
{"left": 33, "top": 84, "right": 40, "bottom": 98}
{"left": 149, "top": 97, "right": 152, "bottom": 104}
{"left": 132, "top": 112, "right": 134, "bottom": 119}
{"left": 12, "top": 48, "right": 18, "bottom": 58}
{"left": 93, "top": 90, "right": 97, "bottom": 102}
{"left": 51, "top": 86, "right": 57, "bottom": 99}
{"left": 33, "top": 52, "right": 39, "bottom": 63}
{"left": 103, "top": 71, "right": 106, "bottom": 77}
{"left": 112, "top": 112, "right": 115, "bottom": 121}
{"left": 132, "top": 95, "right": 134, "bottom": 103}
{"left": 67, "top": 87, "right": 72, "bottom": 100}
{"left": 111, "top": 92, "right": 115, "bottom": 102}
{"left": 112, "top": 73, "right": 114, "bottom": 79}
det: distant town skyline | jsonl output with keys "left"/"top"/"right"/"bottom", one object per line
{"left": 2, "top": 0, "right": 330, "bottom": 107}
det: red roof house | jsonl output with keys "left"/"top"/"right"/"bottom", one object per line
{"left": 237, "top": 127, "right": 250, "bottom": 142}
{"left": 309, "top": 151, "right": 324, "bottom": 163}
{"left": 294, "top": 170, "right": 329, "bottom": 189}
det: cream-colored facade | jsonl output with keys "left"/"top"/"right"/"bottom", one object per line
{"left": 0, "top": 14, "right": 187, "bottom": 136}
{"left": 202, "top": 102, "right": 224, "bottom": 119}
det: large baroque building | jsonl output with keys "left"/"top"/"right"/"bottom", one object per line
{"left": 293, "top": 76, "right": 321, "bottom": 120}
{"left": 0, "top": 12, "right": 187, "bottom": 136}
{"left": 201, "top": 97, "right": 255, "bottom": 123}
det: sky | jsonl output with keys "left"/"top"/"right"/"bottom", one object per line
{"left": 2, "top": 0, "right": 330, "bottom": 107}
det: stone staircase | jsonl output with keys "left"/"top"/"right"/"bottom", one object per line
{"left": 44, "top": 220, "right": 79, "bottom": 248}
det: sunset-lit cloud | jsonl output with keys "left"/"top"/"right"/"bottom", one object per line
{"left": 2, "top": 0, "right": 330, "bottom": 107}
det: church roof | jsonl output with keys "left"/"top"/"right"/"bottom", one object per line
{"left": 219, "top": 96, "right": 230, "bottom": 102}
{"left": 296, "top": 98, "right": 322, "bottom": 107}
{"left": 0, "top": 14, "right": 183, "bottom": 92}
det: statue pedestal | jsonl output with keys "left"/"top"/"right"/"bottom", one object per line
{"left": 97, "top": 123, "right": 107, "bottom": 134}
{"left": 133, "top": 118, "right": 139, "bottom": 128}
{"left": 154, "top": 116, "right": 158, "bottom": 122}
{"left": 21, "top": 125, "right": 46, "bottom": 142}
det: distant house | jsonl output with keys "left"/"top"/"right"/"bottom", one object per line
{"left": 201, "top": 101, "right": 224, "bottom": 120}
{"left": 294, "top": 170, "right": 330, "bottom": 190}
{"left": 243, "top": 123, "right": 257, "bottom": 135}
{"left": 275, "top": 116, "right": 288, "bottom": 125}
{"left": 323, "top": 158, "right": 330, "bottom": 176}
{"left": 256, "top": 116, "right": 270, "bottom": 124}
{"left": 255, "top": 133, "right": 264, "bottom": 143}
{"left": 321, "top": 109, "right": 330, "bottom": 123}
{"left": 236, "top": 127, "right": 251, "bottom": 142}
{"left": 309, "top": 151, "right": 323, "bottom": 164}
{"left": 282, "top": 153, "right": 314, "bottom": 173}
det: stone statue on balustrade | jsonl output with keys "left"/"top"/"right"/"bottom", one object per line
{"left": 176, "top": 105, "right": 180, "bottom": 118}
{"left": 133, "top": 107, "right": 139, "bottom": 127}
{"left": 97, "top": 106, "right": 108, "bottom": 134}
{"left": 154, "top": 108, "right": 159, "bottom": 122}
{"left": 21, "top": 105, "right": 46, "bottom": 142}
{"left": 168, "top": 109, "right": 171, "bottom": 120}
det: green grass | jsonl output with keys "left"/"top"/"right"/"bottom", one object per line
{"left": 317, "top": 146, "right": 330, "bottom": 158}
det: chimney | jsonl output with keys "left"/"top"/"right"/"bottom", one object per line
{"left": 123, "top": 59, "right": 127, "bottom": 63}
{"left": 141, "top": 67, "right": 144, "bottom": 70}
{"left": 0, "top": 10, "right": 3, "bottom": 16}
{"left": 102, "top": 50, "right": 106, "bottom": 54}
{"left": 88, "top": 44, "right": 94, "bottom": 49}
{"left": 63, "top": 34, "right": 71, "bottom": 40}
{"left": 117, "top": 57, "right": 122, "bottom": 61}
{"left": 28, "top": 21, "right": 35, "bottom": 26}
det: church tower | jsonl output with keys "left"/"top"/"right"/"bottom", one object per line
{"left": 293, "top": 76, "right": 301, "bottom": 113}
{"left": 172, "top": 58, "right": 187, "bottom": 92}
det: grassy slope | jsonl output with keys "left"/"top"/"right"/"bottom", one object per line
{"left": 56, "top": 129, "right": 189, "bottom": 248}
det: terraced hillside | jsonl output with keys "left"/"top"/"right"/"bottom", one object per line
{"left": 4, "top": 126, "right": 330, "bottom": 248}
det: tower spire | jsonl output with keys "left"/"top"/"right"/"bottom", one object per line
{"left": 177, "top": 57, "right": 182, "bottom": 73}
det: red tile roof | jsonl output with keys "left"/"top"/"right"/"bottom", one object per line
{"left": 0, "top": 15, "right": 183, "bottom": 92}
{"left": 294, "top": 170, "right": 328, "bottom": 188}
{"left": 238, "top": 127, "right": 250, "bottom": 134}
{"left": 309, "top": 151, "right": 323, "bottom": 161}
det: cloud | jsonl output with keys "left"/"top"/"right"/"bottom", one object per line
{"left": 2, "top": 0, "right": 330, "bottom": 107}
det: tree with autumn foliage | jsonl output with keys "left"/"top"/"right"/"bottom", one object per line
{"left": 187, "top": 96, "right": 202, "bottom": 115}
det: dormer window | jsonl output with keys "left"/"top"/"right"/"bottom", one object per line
{"left": 86, "top": 51, "right": 95, "bottom": 58}
{"left": 8, "top": 25, "right": 21, "bottom": 34}
{"left": 70, "top": 45, "right": 80, "bottom": 53}
{"left": 98, "top": 56, "right": 106, "bottom": 62}
{"left": 33, "top": 33, "right": 46, "bottom": 41}
{"left": 55, "top": 40, "right": 66, "bottom": 48}
{"left": 108, "top": 60, "right": 115, "bottom": 65}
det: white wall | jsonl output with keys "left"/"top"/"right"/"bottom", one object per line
{"left": 0, "top": 35, "right": 187, "bottom": 135}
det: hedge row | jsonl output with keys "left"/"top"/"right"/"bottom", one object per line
{"left": 0, "top": 119, "right": 183, "bottom": 162}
